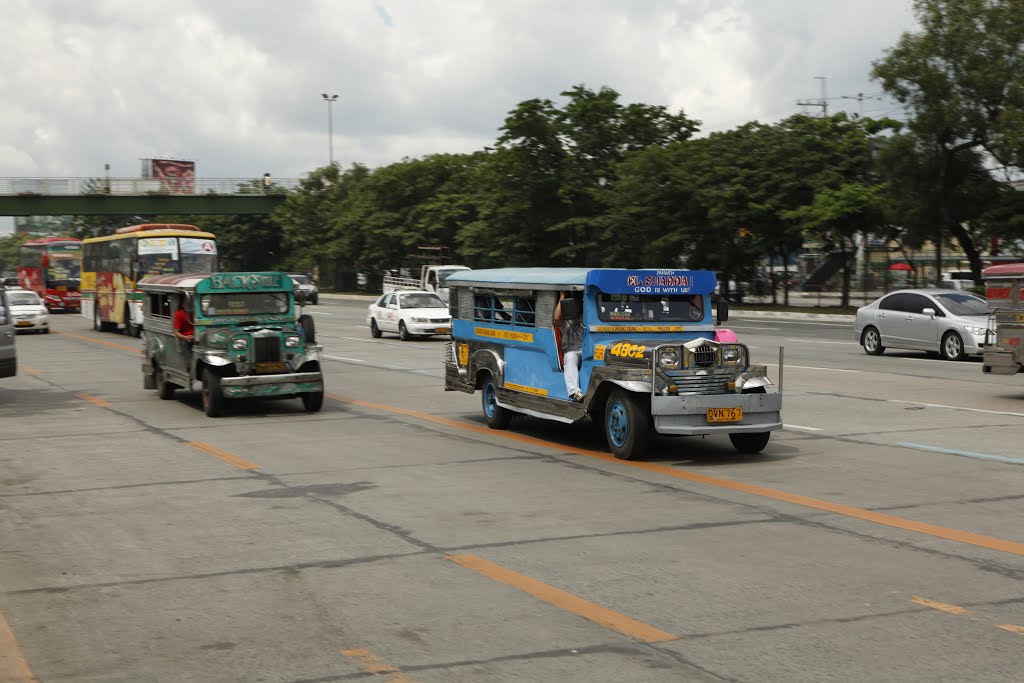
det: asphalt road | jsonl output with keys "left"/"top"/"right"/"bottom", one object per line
{"left": 1, "top": 299, "right": 1023, "bottom": 682}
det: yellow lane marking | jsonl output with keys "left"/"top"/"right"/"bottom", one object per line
{"left": 187, "top": 442, "right": 261, "bottom": 470}
{"left": 996, "top": 624, "right": 1024, "bottom": 635}
{"left": 76, "top": 392, "right": 112, "bottom": 409}
{"left": 56, "top": 330, "right": 140, "bottom": 354}
{"left": 0, "top": 609, "right": 39, "bottom": 683}
{"left": 327, "top": 393, "right": 1024, "bottom": 558}
{"left": 339, "top": 648, "right": 414, "bottom": 682}
{"left": 912, "top": 596, "right": 969, "bottom": 615}
{"left": 447, "top": 554, "right": 677, "bottom": 643}
{"left": 16, "top": 365, "right": 38, "bottom": 375}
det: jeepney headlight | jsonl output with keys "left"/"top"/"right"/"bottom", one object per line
{"left": 658, "top": 347, "right": 680, "bottom": 369}
{"left": 231, "top": 338, "right": 248, "bottom": 350}
{"left": 722, "top": 346, "right": 742, "bottom": 364}
{"left": 285, "top": 334, "right": 301, "bottom": 348}
{"left": 965, "top": 325, "right": 987, "bottom": 336}
{"left": 410, "top": 317, "right": 427, "bottom": 323}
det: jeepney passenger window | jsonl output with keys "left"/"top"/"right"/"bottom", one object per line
{"left": 514, "top": 297, "right": 536, "bottom": 326}
{"left": 474, "top": 295, "right": 492, "bottom": 322}
{"left": 494, "top": 296, "right": 513, "bottom": 323}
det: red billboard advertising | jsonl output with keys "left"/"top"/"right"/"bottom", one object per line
{"left": 144, "top": 159, "right": 195, "bottom": 193}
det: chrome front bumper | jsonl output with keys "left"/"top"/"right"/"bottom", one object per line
{"left": 219, "top": 371, "right": 324, "bottom": 397}
{"left": 651, "top": 392, "right": 783, "bottom": 436}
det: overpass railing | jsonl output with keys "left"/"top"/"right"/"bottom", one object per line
{"left": 0, "top": 177, "right": 302, "bottom": 196}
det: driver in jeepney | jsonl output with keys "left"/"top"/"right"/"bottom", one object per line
{"left": 554, "top": 291, "right": 585, "bottom": 401}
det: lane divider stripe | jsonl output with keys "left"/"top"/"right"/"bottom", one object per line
{"left": 76, "top": 393, "right": 112, "bottom": 408}
{"left": 56, "top": 330, "right": 140, "bottom": 354}
{"left": 897, "top": 442, "right": 1024, "bottom": 465}
{"left": 339, "top": 648, "right": 414, "bottom": 681}
{"left": 0, "top": 609, "right": 39, "bottom": 682}
{"left": 447, "top": 554, "right": 676, "bottom": 643}
{"left": 187, "top": 442, "right": 260, "bottom": 470}
{"left": 327, "top": 393, "right": 1024, "bottom": 558}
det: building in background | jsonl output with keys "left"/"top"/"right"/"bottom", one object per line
{"left": 15, "top": 215, "right": 72, "bottom": 237}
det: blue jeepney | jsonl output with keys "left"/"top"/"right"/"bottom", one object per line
{"left": 444, "top": 268, "right": 782, "bottom": 459}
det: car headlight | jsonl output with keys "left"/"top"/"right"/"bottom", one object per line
{"left": 722, "top": 345, "right": 743, "bottom": 364}
{"left": 285, "top": 334, "right": 301, "bottom": 348}
{"left": 965, "top": 326, "right": 987, "bottom": 336}
{"left": 658, "top": 347, "right": 680, "bottom": 369}
{"left": 231, "top": 338, "right": 248, "bottom": 350}
{"left": 411, "top": 317, "right": 427, "bottom": 323}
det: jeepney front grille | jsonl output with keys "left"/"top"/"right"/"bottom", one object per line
{"left": 664, "top": 367, "right": 736, "bottom": 395}
{"left": 688, "top": 344, "right": 718, "bottom": 368}
{"left": 253, "top": 336, "right": 281, "bottom": 363}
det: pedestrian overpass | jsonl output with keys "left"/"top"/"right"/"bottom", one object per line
{"left": 0, "top": 176, "right": 301, "bottom": 216}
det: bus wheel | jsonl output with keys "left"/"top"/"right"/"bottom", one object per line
{"left": 604, "top": 388, "right": 649, "bottom": 460}
{"left": 481, "top": 375, "right": 512, "bottom": 429}
{"left": 729, "top": 432, "right": 770, "bottom": 454}
{"left": 93, "top": 304, "right": 102, "bottom": 331}
{"left": 155, "top": 365, "right": 176, "bottom": 400}
{"left": 201, "top": 368, "right": 224, "bottom": 417}
{"left": 124, "top": 306, "right": 142, "bottom": 338}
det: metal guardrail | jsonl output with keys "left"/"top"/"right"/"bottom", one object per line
{"left": 0, "top": 177, "right": 302, "bottom": 196}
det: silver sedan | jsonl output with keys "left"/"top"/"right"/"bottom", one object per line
{"left": 854, "top": 288, "right": 991, "bottom": 360}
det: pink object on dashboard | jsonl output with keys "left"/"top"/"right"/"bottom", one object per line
{"left": 714, "top": 329, "right": 738, "bottom": 343}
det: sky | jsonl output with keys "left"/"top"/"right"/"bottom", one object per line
{"left": 0, "top": 0, "right": 919, "bottom": 233}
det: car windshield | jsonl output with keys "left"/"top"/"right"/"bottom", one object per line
{"left": 8, "top": 293, "right": 40, "bottom": 306}
{"left": 199, "top": 292, "right": 289, "bottom": 317}
{"left": 436, "top": 268, "right": 466, "bottom": 286}
{"left": 400, "top": 293, "right": 446, "bottom": 309}
{"left": 934, "top": 293, "right": 986, "bottom": 316}
{"left": 290, "top": 275, "right": 310, "bottom": 285}
{"left": 596, "top": 293, "right": 705, "bottom": 322}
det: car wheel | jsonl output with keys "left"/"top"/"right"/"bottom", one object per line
{"left": 201, "top": 367, "right": 225, "bottom": 417}
{"left": 940, "top": 331, "right": 966, "bottom": 361}
{"left": 729, "top": 432, "right": 771, "bottom": 454}
{"left": 370, "top": 318, "right": 382, "bottom": 338}
{"left": 301, "top": 391, "right": 324, "bottom": 412}
{"left": 43, "top": 328, "right": 50, "bottom": 334}
{"left": 861, "top": 326, "right": 885, "bottom": 355}
{"left": 399, "top": 321, "right": 411, "bottom": 341}
{"left": 481, "top": 374, "right": 512, "bottom": 429}
{"left": 311, "top": 294, "right": 318, "bottom": 305}
{"left": 604, "top": 388, "right": 649, "bottom": 460}
{"left": 156, "top": 365, "right": 176, "bottom": 400}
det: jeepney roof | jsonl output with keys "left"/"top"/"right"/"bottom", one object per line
{"left": 445, "top": 268, "right": 591, "bottom": 290}
{"left": 137, "top": 273, "right": 211, "bottom": 292}
{"left": 982, "top": 263, "right": 1024, "bottom": 279}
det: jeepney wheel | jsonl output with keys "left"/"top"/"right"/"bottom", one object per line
{"left": 299, "top": 314, "right": 316, "bottom": 343}
{"left": 201, "top": 368, "right": 225, "bottom": 418}
{"left": 940, "top": 331, "right": 966, "bottom": 361}
{"left": 481, "top": 374, "right": 512, "bottom": 429}
{"left": 155, "top": 365, "right": 176, "bottom": 400}
{"left": 729, "top": 432, "right": 771, "bottom": 454}
{"left": 399, "top": 321, "right": 412, "bottom": 341}
{"left": 604, "top": 388, "right": 649, "bottom": 460}
{"left": 370, "top": 318, "right": 382, "bottom": 338}
{"left": 301, "top": 391, "right": 324, "bottom": 412}
{"left": 861, "top": 326, "right": 884, "bottom": 355}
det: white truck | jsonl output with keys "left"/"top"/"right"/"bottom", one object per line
{"left": 382, "top": 264, "right": 470, "bottom": 303}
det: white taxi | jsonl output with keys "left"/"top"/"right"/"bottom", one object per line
{"left": 6, "top": 289, "right": 50, "bottom": 334}
{"left": 367, "top": 290, "right": 451, "bottom": 341}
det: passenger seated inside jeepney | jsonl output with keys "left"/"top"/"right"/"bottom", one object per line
{"left": 598, "top": 294, "right": 703, "bottom": 322}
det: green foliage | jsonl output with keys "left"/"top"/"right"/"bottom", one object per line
{"left": 0, "top": 233, "right": 31, "bottom": 274}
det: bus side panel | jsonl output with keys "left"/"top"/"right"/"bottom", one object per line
{"left": 502, "top": 329, "right": 567, "bottom": 399}
{"left": 80, "top": 271, "right": 96, "bottom": 321}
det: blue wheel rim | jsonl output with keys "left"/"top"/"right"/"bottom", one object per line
{"left": 483, "top": 382, "right": 496, "bottom": 418}
{"left": 607, "top": 401, "right": 628, "bottom": 448}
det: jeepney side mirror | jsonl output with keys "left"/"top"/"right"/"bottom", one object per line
{"left": 559, "top": 298, "right": 580, "bottom": 320}
{"left": 717, "top": 300, "right": 729, "bottom": 324}
{"left": 295, "top": 290, "right": 307, "bottom": 306}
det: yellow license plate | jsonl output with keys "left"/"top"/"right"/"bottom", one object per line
{"left": 255, "top": 362, "right": 287, "bottom": 374}
{"left": 15, "top": 321, "right": 31, "bottom": 327}
{"left": 435, "top": 327, "right": 450, "bottom": 334}
{"left": 707, "top": 407, "right": 742, "bottom": 423}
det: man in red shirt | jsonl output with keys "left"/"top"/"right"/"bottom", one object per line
{"left": 173, "top": 296, "right": 194, "bottom": 343}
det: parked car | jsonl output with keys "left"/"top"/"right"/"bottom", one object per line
{"left": 854, "top": 288, "right": 990, "bottom": 361}
{"left": 288, "top": 274, "right": 318, "bottom": 304}
{"left": 0, "top": 289, "right": 15, "bottom": 378}
{"left": 5, "top": 289, "right": 50, "bottom": 334}
{"left": 366, "top": 290, "right": 451, "bottom": 341}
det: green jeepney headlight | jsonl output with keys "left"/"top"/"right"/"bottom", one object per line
{"left": 232, "top": 337, "right": 248, "bottom": 350}
{"left": 207, "top": 331, "right": 228, "bottom": 349}
{"left": 285, "top": 334, "right": 301, "bottom": 348}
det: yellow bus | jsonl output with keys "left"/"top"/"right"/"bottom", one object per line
{"left": 81, "top": 224, "right": 217, "bottom": 336}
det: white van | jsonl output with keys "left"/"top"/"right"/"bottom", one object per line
{"left": 940, "top": 271, "right": 977, "bottom": 291}
{"left": 0, "top": 289, "right": 16, "bottom": 378}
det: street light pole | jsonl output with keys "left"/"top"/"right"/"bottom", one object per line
{"left": 321, "top": 93, "right": 338, "bottom": 166}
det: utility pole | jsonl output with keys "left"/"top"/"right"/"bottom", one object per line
{"left": 797, "top": 76, "right": 829, "bottom": 117}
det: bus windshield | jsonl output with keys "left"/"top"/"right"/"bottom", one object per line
{"left": 47, "top": 253, "right": 81, "bottom": 288}
{"left": 199, "top": 292, "right": 289, "bottom": 317}
{"left": 596, "top": 293, "right": 705, "bottom": 323}
{"left": 138, "top": 237, "right": 218, "bottom": 277}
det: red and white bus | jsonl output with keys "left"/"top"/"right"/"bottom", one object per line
{"left": 81, "top": 224, "right": 218, "bottom": 336}
{"left": 17, "top": 237, "right": 83, "bottom": 312}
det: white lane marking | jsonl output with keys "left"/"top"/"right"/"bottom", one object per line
{"left": 785, "top": 424, "right": 824, "bottom": 432}
{"left": 732, "top": 318, "right": 851, "bottom": 327}
{"left": 325, "top": 355, "right": 367, "bottom": 363}
{"left": 887, "top": 400, "right": 1024, "bottom": 419}
{"left": 896, "top": 442, "right": 1024, "bottom": 465}
{"left": 786, "top": 364, "right": 861, "bottom": 373}
{"left": 732, "top": 325, "right": 781, "bottom": 331}
{"left": 788, "top": 338, "right": 857, "bottom": 345}
{"left": 308, "top": 311, "right": 334, "bottom": 315}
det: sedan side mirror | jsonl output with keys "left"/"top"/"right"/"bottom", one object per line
{"left": 922, "top": 307, "right": 936, "bottom": 318}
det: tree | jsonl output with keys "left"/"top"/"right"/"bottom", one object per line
{"left": 872, "top": 0, "right": 1024, "bottom": 280}
{"left": 0, "top": 233, "right": 30, "bottom": 274}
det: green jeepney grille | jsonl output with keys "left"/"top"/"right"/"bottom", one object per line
{"left": 253, "top": 336, "right": 281, "bottom": 363}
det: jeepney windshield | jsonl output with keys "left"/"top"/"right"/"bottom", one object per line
{"left": 199, "top": 292, "right": 289, "bottom": 317}
{"left": 596, "top": 293, "right": 704, "bottom": 323}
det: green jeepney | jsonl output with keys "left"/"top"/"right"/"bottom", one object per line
{"left": 139, "top": 271, "right": 325, "bottom": 417}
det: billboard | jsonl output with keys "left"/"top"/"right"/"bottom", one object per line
{"left": 141, "top": 158, "right": 195, "bottom": 194}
